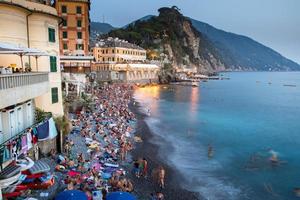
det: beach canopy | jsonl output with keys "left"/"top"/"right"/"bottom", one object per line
{"left": 55, "top": 190, "right": 88, "bottom": 200}
{"left": 0, "top": 42, "right": 48, "bottom": 71}
{"left": 107, "top": 192, "right": 137, "bottom": 200}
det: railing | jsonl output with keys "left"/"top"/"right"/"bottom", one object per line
{"left": 0, "top": 73, "right": 49, "bottom": 90}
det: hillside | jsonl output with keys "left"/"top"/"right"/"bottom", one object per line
{"left": 91, "top": 22, "right": 115, "bottom": 34}
{"left": 91, "top": 7, "right": 300, "bottom": 73}
{"left": 90, "top": 22, "right": 115, "bottom": 45}
{"left": 190, "top": 19, "right": 300, "bottom": 71}
{"left": 106, "top": 7, "right": 225, "bottom": 75}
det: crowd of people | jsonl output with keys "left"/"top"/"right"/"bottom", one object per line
{"left": 48, "top": 84, "right": 167, "bottom": 200}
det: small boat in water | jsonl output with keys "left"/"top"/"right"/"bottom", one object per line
{"left": 283, "top": 84, "right": 297, "bottom": 87}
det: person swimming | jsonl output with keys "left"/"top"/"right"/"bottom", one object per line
{"left": 208, "top": 144, "right": 214, "bottom": 158}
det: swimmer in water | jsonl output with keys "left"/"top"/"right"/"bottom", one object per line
{"left": 269, "top": 150, "right": 279, "bottom": 164}
{"left": 208, "top": 144, "right": 214, "bottom": 158}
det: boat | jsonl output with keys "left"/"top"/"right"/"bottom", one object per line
{"left": 283, "top": 84, "right": 296, "bottom": 87}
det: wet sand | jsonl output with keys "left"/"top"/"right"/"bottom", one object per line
{"left": 128, "top": 101, "right": 201, "bottom": 200}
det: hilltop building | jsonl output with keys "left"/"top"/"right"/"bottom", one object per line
{"left": 92, "top": 37, "right": 159, "bottom": 83}
{"left": 0, "top": 0, "right": 63, "bottom": 178}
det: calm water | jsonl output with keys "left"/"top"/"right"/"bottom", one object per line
{"left": 134, "top": 72, "right": 300, "bottom": 200}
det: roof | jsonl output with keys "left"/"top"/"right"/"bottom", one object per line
{"left": 0, "top": 42, "right": 46, "bottom": 55}
{"left": 60, "top": 55, "right": 94, "bottom": 61}
{"left": 115, "top": 63, "right": 159, "bottom": 69}
{"left": 95, "top": 37, "right": 145, "bottom": 51}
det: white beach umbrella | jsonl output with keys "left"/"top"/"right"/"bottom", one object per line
{"left": 0, "top": 42, "right": 46, "bottom": 71}
{"left": 26, "top": 51, "right": 50, "bottom": 71}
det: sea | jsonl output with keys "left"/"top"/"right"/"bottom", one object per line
{"left": 133, "top": 72, "right": 300, "bottom": 200}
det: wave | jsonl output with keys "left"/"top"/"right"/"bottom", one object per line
{"left": 145, "top": 116, "right": 244, "bottom": 200}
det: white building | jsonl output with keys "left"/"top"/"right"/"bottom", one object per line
{"left": 0, "top": 0, "right": 63, "bottom": 172}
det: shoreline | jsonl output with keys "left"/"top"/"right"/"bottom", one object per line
{"left": 128, "top": 98, "right": 201, "bottom": 200}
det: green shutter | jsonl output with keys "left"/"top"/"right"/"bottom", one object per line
{"left": 51, "top": 87, "right": 58, "bottom": 104}
{"left": 50, "top": 56, "right": 57, "bottom": 72}
{"left": 48, "top": 28, "right": 55, "bottom": 42}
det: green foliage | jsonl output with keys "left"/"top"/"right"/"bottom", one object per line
{"left": 54, "top": 116, "right": 70, "bottom": 136}
{"left": 35, "top": 108, "right": 52, "bottom": 123}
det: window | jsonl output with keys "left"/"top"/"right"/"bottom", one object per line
{"left": 63, "top": 31, "right": 68, "bottom": 39}
{"left": 76, "top": 6, "right": 82, "bottom": 14}
{"left": 112, "top": 49, "right": 115, "bottom": 53}
{"left": 77, "top": 32, "right": 82, "bottom": 39}
{"left": 62, "top": 5, "right": 67, "bottom": 13}
{"left": 63, "top": 43, "right": 68, "bottom": 50}
{"left": 51, "top": 88, "right": 59, "bottom": 104}
{"left": 106, "top": 49, "right": 108, "bottom": 54}
{"left": 77, "top": 20, "right": 82, "bottom": 27}
{"left": 76, "top": 44, "right": 84, "bottom": 50}
{"left": 48, "top": 28, "right": 55, "bottom": 42}
{"left": 50, "top": 56, "right": 57, "bottom": 72}
{"left": 62, "top": 19, "right": 67, "bottom": 27}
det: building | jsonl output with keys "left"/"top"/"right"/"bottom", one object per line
{"left": 55, "top": 0, "right": 93, "bottom": 95}
{"left": 92, "top": 38, "right": 159, "bottom": 83}
{"left": 96, "top": 63, "right": 159, "bottom": 83}
{"left": 55, "top": 0, "right": 90, "bottom": 57}
{"left": 93, "top": 37, "right": 147, "bottom": 63}
{"left": 0, "top": 0, "right": 63, "bottom": 170}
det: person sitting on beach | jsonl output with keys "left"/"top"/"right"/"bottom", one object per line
{"left": 156, "top": 192, "right": 164, "bottom": 200}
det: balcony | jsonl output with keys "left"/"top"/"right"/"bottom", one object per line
{"left": 0, "top": 73, "right": 49, "bottom": 109}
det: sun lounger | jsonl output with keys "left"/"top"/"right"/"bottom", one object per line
{"left": 29, "top": 160, "right": 50, "bottom": 175}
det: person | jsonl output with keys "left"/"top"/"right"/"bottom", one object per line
{"left": 158, "top": 166, "right": 166, "bottom": 189}
{"left": 269, "top": 150, "right": 279, "bottom": 165}
{"left": 208, "top": 144, "right": 214, "bottom": 158}
{"left": 156, "top": 192, "right": 164, "bottom": 200}
{"left": 142, "top": 158, "right": 148, "bottom": 178}
{"left": 133, "top": 160, "right": 140, "bottom": 178}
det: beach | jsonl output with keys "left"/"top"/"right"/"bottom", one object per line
{"left": 129, "top": 100, "right": 201, "bottom": 200}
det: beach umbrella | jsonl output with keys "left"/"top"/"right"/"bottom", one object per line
{"left": 0, "top": 42, "right": 45, "bottom": 72}
{"left": 55, "top": 190, "right": 88, "bottom": 200}
{"left": 106, "top": 192, "right": 136, "bottom": 200}
{"left": 26, "top": 51, "right": 49, "bottom": 71}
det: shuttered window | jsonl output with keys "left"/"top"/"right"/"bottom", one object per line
{"left": 50, "top": 56, "right": 57, "bottom": 72}
{"left": 77, "top": 32, "right": 82, "bottom": 39}
{"left": 63, "top": 31, "right": 68, "bottom": 39}
{"left": 48, "top": 28, "right": 55, "bottom": 42}
{"left": 51, "top": 88, "right": 58, "bottom": 104}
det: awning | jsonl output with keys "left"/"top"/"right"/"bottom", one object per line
{"left": 0, "top": 42, "right": 48, "bottom": 71}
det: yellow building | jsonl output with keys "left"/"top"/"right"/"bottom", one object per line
{"left": 93, "top": 37, "right": 147, "bottom": 63}
{"left": 91, "top": 38, "right": 159, "bottom": 83}
{"left": 0, "top": 0, "right": 64, "bottom": 164}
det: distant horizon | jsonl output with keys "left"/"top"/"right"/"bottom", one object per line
{"left": 90, "top": 0, "right": 300, "bottom": 65}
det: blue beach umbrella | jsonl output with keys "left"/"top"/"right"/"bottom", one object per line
{"left": 107, "top": 192, "right": 137, "bottom": 200}
{"left": 55, "top": 190, "right": 88, "bottom": 200}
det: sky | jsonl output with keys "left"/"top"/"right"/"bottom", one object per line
{"left": 90, "top": 0, "right": 300, "bottom": 64}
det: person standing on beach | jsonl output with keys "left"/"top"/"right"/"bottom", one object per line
{"left": 142, "top": 158, "right": 148, "bottom": 178}
{"left": 158, "top": 166, "right": 166, "bottom": 189}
